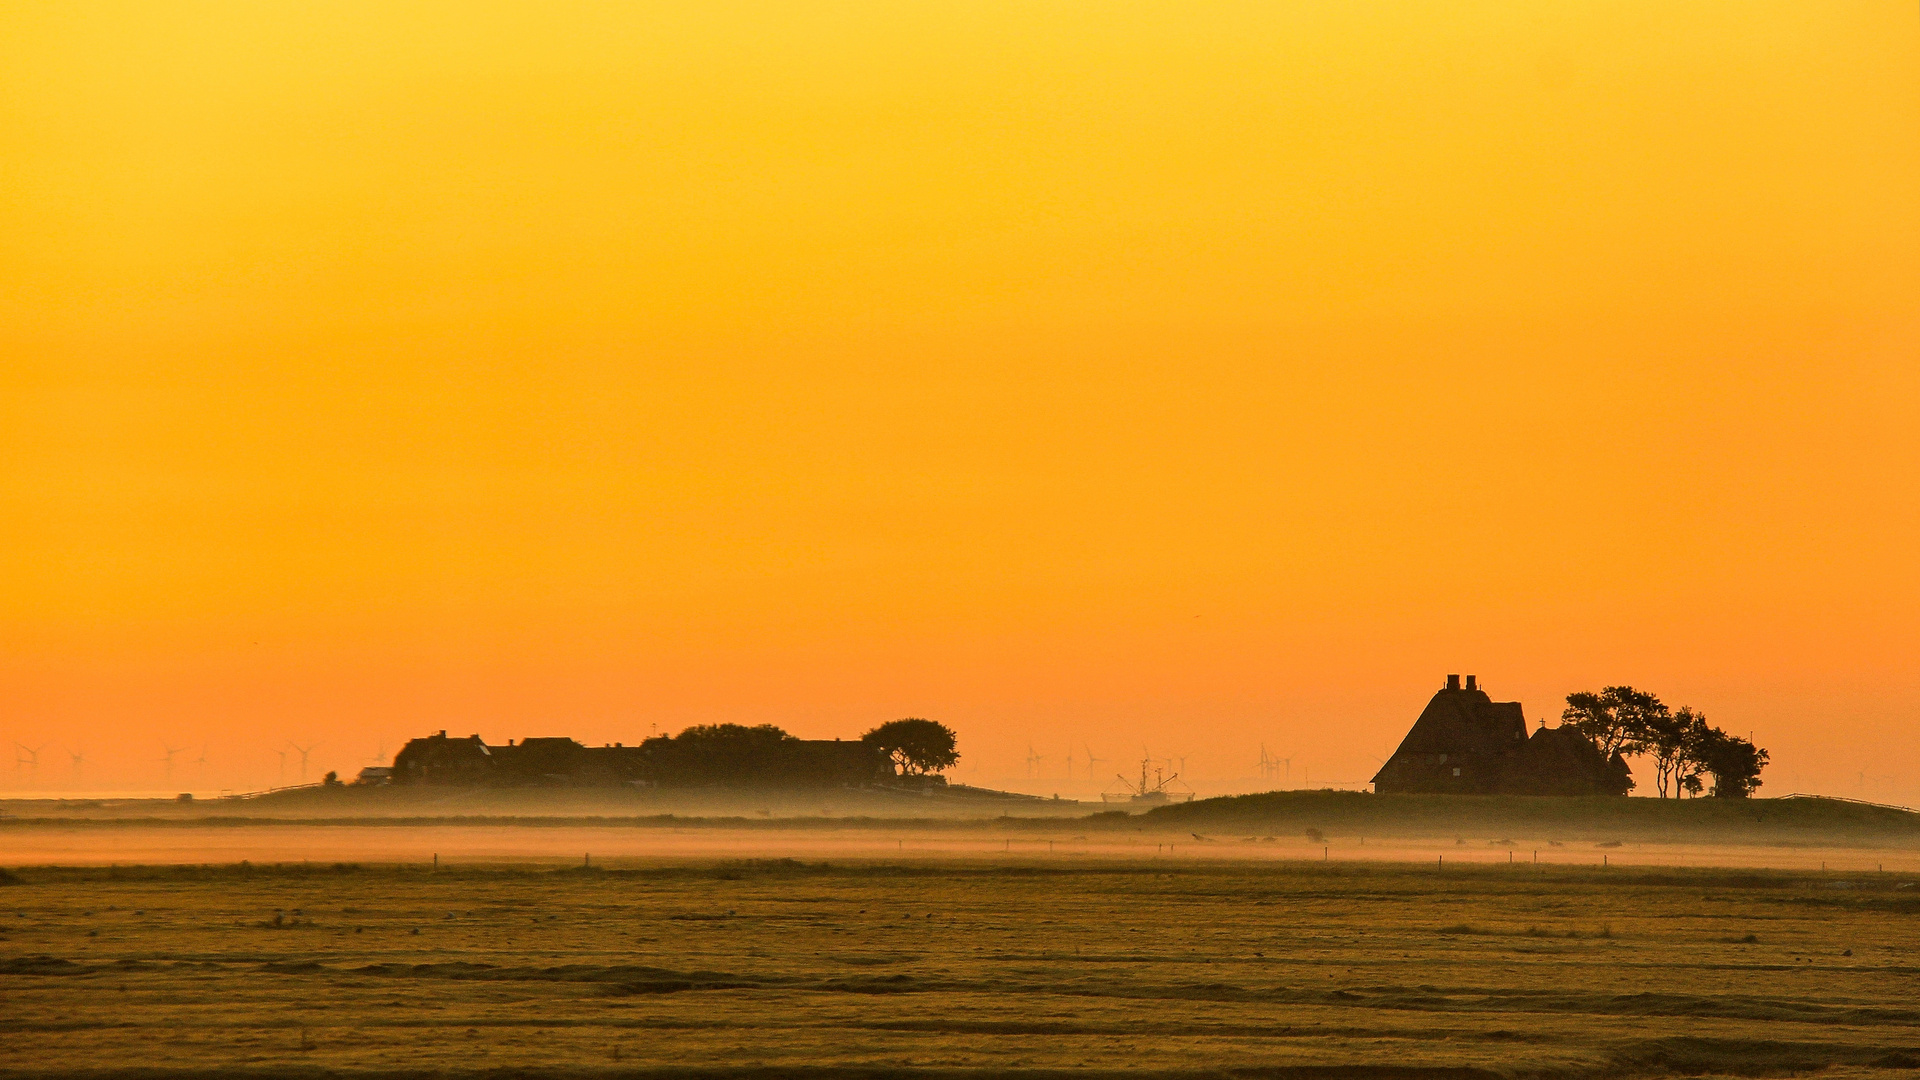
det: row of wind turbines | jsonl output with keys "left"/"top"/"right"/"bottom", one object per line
{"left": 10, "top": 739, "right": 343, "bottom": 788}
{"left": 1019, "top": 742, "right": 1301, "bottom": 785}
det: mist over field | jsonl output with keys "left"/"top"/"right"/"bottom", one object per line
{"left": 6, "top": 786, "right": 1920, "bottom": 1077}
{"left": 3, "top": 825, "right": 1916, "bottom": 879}
{"left": 6, "top": 786, "right": 1918, "bottom": 871}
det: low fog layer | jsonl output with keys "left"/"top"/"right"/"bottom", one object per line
{"left": 3, "top": 823, "right": 1914, "bottom": 877}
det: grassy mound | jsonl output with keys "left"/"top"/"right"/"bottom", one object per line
{"left": 1137, "top": 789, "right": 1920, "bottom": 844}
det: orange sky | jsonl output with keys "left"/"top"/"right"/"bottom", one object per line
{"left": 3, "top": 3, "right": 1917, "bottom": 799}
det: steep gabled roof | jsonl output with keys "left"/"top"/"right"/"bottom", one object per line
{"left": 1370, "top": 684, "right": 1527, "bottom": 784}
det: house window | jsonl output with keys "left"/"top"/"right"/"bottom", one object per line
{"left": 1452, "top": 767, "right": 1461, "bottom": 777}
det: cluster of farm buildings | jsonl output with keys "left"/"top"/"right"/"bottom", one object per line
{"left": 368, "top": 730, "right": 897, "bottom": 789}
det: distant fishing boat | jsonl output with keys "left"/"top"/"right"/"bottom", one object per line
{"left": 1102, "top": 756, "right": 1195, "bottom": 805}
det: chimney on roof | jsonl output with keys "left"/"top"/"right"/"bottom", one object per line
{"left": 1446, "top": 674, "right": 1461, "bottom": 690}
{"left": 1466, "top": 675, "right": 1478, "bottom": 691}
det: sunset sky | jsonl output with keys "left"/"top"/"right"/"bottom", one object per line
{"left": 3, "top": 3, "right": 1917, "bottom": 798}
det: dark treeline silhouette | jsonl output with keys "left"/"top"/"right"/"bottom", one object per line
{"left": 642, "top": 723, "right": 818, "bottom": 786}
{"left": 645, "top": 719, "right": 961, "bottom": 786}
{"left": 390, "top": 719, "right": 961, "bottom": 789}
{"left": 641, "top": 723, "right": 884, "bottom": 787}
{"left": 1562, "top": 687, "right": 1767, "bottom": 798}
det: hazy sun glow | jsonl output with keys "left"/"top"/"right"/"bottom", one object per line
{"left": 3, "top": 3, "right": 1916, "bottom": 798}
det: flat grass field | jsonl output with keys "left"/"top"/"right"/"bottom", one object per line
{"left": 4, "top": 856, "right": 1920, "bottom": 1079}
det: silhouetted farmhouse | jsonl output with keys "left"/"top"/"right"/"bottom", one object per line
{"left": 391, "top": 728, "right": 894, "bottom": 788}
{"left": 1370, "top": 675, "right": 1630, "bottom": 796}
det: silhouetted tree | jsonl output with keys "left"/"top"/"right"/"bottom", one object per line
{"left": 1567, "top": 687, "right": 1767, "bottom": 799}
{"left": 1562, "top": 686, "right": 1667, "bottom": 769}
{"left": 1676, "top": 712, "right": 1713, "bottom": 798}
{"left": 1693, "top": 727, "right": 1768, "bottom": 798}
{"left": 861, "top": 718, "right": 958, "bottom": 777}
{"left": 646, "top": 724, "right": 798, "bottom": 785}
{"left": 1645, "top": 705, "right": 1710, "bottom": 798}
{"left": 1650, "top": 706, "right": 1711, "bottom": 798}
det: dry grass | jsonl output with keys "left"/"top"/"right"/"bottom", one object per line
{"left": 2, "top": 857, "right": 1918, "bottom": 1078}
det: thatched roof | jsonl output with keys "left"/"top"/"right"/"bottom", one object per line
{"left": 1370, "top": 680, "right": 1526, "bottom": 785}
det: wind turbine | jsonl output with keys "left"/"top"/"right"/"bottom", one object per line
{"left": 14, "top": 743, "right": 47, "bottom": 775}
{"left": 160, "top": 745, "right": 186, "bottom": 782}
{"left": 66, "top": 748, "right": 85, "bottom": 781}
{"left": 269, "top": 747, "right": 289, "bottom": 785}
{"left": 194, "top": 744, "right": 210, "bottom": 781}
{"left": 1063, "top": 746, "right": 1074, "bottom": 780}
{"left": 1083, "top": 744, "right": 1104, "bottom": 774}
{"left": 1025, "top": 745, "right": 1044, "bottom": 778}
{"left": 287, "top": 741, "right": 317, "bottom": 783}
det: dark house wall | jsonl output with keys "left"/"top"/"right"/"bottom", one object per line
{"left": 1499, "top": 726, "right": 1633, "bottom": 797}
{"left": 635, "top": 731, "right": 891, "bottom": 788}
{"left": 485, "top": 738, "right": 649, "bottom": 786}
{"left": 787, "top": 739, "right": 895, "bottom": 787}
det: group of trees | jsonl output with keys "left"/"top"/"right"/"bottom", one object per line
{"left": 645, "top": 723, "right": 812, "bottom": 786}
{"left": 1561, "top": 686, "right": 1767, "bottom": 798}
{"left": 638, "top": 718, "right": 960, "bottom": 787}
{"left": 861, "top": 718, "right": 960, "bottom": 776}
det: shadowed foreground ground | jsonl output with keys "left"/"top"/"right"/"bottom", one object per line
{"left": 2, "top": 859, "right": 1918, "bottom": 1078}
